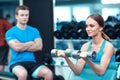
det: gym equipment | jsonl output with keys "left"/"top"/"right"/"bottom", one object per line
{"left": 54, "top": 30, "right": 62, "bottom": 39}
{"left": 115, "top": 49, "right": 120, "bottom": 62}
{"left": 51, "top": 49, "right": 96, "bottom": 59}
{"left": 78, "top": 29, "right": 88, "bottom": 39}
{"left": 68, "top": 29, "right": 79, "bottom": 39}
{"left": 0, "top": 71, "right": 44, "bottom": 80}
{"left": 114, "top": 24, "right": 120, "bottom": 38}
{"left": 0, "top": 71, "right": 17, "bottom": 80}
{"left": 104, "top": 24, "right": 116, "bottom": 39}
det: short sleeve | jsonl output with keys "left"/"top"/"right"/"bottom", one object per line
{"left": 5, "top": 28, "right": 16, "bottom": 43}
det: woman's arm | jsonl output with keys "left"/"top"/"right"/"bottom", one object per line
{"left": 57, "top": 43, "right": 88, "bottom": 75}
{"left": 65, "top": 57, "right": 86, "bottom": 75}
{"left": 84, "top": 42, "right": 114, "bottom": 75}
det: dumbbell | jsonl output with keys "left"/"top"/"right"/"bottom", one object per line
{"left": 51, "top": 49, "right": 71, "bottom": 57}
{"left": 51, "top": 49, "right": 96, "bottom": 59}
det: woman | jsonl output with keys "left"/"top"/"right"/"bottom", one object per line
{"left": 56, "top": 14, "right": 115, "bottom": 79}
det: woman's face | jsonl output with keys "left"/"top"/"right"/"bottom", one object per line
{"left": 86, "top": 17, "right": 102, "bottom": 37}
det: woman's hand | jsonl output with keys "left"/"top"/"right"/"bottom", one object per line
{"left": 56, "top": 50, "right": 66, "bottom": 57}
{"left": 80, "top": 52, "right": 87, "bottom": 58}
{"left": 79, "top": 52, "right": 88, "bottom": 61}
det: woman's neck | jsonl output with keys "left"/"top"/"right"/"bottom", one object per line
{"left": 92, "top": 35, "right": 104, "bottom": 45}
{"left": 91, "top": 35, "right": 104, "bottom": 52}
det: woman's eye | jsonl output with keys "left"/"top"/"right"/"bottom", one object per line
{"left": 90, "top": 24, "right": 95, "bottom": 27}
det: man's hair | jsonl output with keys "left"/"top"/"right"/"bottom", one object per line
{"left": 15, "top": 5, "right": 29, "bottom": 15}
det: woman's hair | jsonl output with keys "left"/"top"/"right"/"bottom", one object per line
{"left": 87, "top": 14, "right": 110, "bottom": 41}
{"left": 15, "top": 5, "right": 29, "bottom": 15}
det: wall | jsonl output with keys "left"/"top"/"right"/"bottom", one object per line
{"left": 23, "top": 0, "right": 54, "bottom": 63}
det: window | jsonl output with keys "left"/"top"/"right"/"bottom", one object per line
{"left": 73, "top": 7, "right": 90, "bottom": 22}
{"left": 101, "top": 0, "right": 120, "bottom": 4}
{"left": 54, "top": 7, "right": 71, "bottom": 23}
{"left": 102, "top": 8, "right": 120, "bottom": 21}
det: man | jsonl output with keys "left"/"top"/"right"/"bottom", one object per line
{"left": 0, "top": 16, "right": 12, "bottom": 71}
{"left": 5, "top": 5, "right": 53, "bottom": 80}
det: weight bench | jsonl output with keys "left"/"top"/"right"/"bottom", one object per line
{"left": 0, "top": 71, "right": 17, "bottom": 80}
{"left": 0, "top": 71, "right": 44, "bottom": 80}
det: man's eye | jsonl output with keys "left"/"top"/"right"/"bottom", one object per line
{"left": 20, "top": 14, "right": 24, "bottom": 16}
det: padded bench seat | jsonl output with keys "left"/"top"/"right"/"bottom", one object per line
{"left": 0, "top": 71, "right": 17, "bottom": 80}
{"left": 0, "top": 71, "right": 44, "bottom": 80}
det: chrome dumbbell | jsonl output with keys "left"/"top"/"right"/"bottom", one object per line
{"left": 51, "top": 49, "right": 96, "bottom": 59}
{"left": 51, "top": 49, "right": 72, "bottom": 57}
{"left": 75, "top": 51, "right": 96, "bottom": 59}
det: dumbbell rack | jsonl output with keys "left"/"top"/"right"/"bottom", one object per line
{"left": 54, "top": 38, "right": 89, "bottom": 50}
{"left": 54, "top": 38, "right": 120, "bottom": 50}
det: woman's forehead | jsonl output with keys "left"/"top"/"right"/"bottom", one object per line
{"left": 86, "top": 18, "right": 97, "bottom": 24}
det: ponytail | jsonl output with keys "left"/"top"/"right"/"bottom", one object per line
{"left": 101, "top": 31, "right": 110, "bottom": 41}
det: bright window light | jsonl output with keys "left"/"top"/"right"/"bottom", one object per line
{"left": 102, "top": 8, "right": 119, "bottom": 21}
{"left": 73, "top": 7, "right": 90, "bottom": 22}
{"left": 54, "top": 7, "right": 71, "bottom": 23}
{"left": 101, "top": 0, "right": 120, "bottom": 4}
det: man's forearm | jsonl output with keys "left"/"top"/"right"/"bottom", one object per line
{"left": 27, "top": 38, "right": 43, "bottom": 52}
{"left": 15, "top": 41, "right": 34, "bottom": 52}
{"left": 27, "top": 42, "right": 42, "bottom": 52}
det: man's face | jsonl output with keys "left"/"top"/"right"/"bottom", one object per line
{"left": 16, "top": 10, "right": 29, "bottom": 25}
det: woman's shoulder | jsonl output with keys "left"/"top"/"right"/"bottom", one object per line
{"left": 106, "top": 40, "right": 114, "bottom": 48}
{"left": 104, "top": 40, "right": 115, "bottom": 53}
